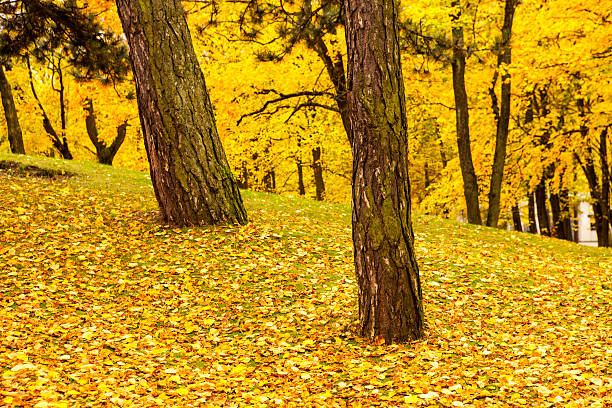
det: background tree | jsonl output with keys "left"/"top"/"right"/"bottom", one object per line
{"left": 345, "top": 0, "right": 424, "bottom": 342}
{"left": 115, "top": 0, "right": 247, "bottom": 226}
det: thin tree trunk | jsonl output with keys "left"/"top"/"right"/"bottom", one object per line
{"left": 116, "top": 0, "right": 247, "bottom": 226}
{"left": 451, "top": 24, "right": 482, "bottom": 225}
{"left": 599, "top": 128, "right": 610, "bottom": 247}
{"left": 345, "top": 0, "right": 424, "bottom": 343}
{"left": 0, "top": 65, "right": 25, "bottom": 154}
{"left": 26, "top": 55, "right": 72, "bottom": 159}
{"left": 486, "top": 0, "right": 517, "bottom": 227}
{"left": 312, "top": 146, "right": 325, "bottom": 201}
{"left": 560, "top": 189, "right": 573, "bottom": 241}
{"left": 511, "top": 205, "right": 522, "bottom": 232}
{"left": 528, "top": 192, "right": 537, "bottom": 234}
{"left": 297, "top": 137, "right": 305, "bottom": 195}
{"left": 535, "top": 179, "right": 551, "bottom": 236}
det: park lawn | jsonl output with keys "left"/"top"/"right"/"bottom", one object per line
{"left": 0, "top": 153, "right": 611, "bottom": 407}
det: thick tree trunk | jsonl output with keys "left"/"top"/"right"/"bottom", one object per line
{"left": 535, "top": 180, "right": 551, "bottom": 236}
{"left": 0, "top": 66, "right": 25, "bottom": 154}
{"left": 451, "top": 26, "right": 482, "bottom": 225}
{"left": 486, "top": 0, "right": 517, "bottom": 227}
{"left": 312, "top": 146, "right": 325, "bottom": 201}
{"left": 511, "top": 205, "right": 522, "bottom": 232}
{"left": 528, "top": 192, "right": 537, "bottom": 234}
{"left": 116, "top": 0, "right": 247, "bottom": 226}
{"left": 85, "top": 98, "right": 127, "bottom": 165}
{"left": 345, "top": 0, "right": 424, "bottom": 343}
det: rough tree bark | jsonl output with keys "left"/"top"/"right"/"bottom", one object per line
{"left": 0, "top": 65, "right": 25, "bottom": 154}
{"left": 312, "top": 146, "right": 325, "bottom": 201}
{"left": 345, "top": 0, "right": 424, "bottom": 343}
{"left": 84, "top": 98, "right": 127, "bottom": 165}
{"left": 599, "top": 128, "right": 610, "bottom": 247}
{"left": 486, "top": 0, "right": 517, "bottom": 227}
{"left": 116, "top": 0, "right": 247, "bottom": 226}
{"left": 451, "top": 24, "right": 482, "bottom": 225}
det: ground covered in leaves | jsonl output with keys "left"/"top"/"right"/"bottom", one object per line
{"left": 1, "top": 154, "right": 611, "bottom": 407}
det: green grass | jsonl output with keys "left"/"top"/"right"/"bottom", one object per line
{"left": 1, "top": 153, "right": 611, "bottom": 407}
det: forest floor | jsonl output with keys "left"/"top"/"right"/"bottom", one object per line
{"left": 1, "top": 152, "right": 611, "bottom": 408}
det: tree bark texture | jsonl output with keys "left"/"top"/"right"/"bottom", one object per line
{"left": 0, "top": 66, "right": 25, "bottom": 154}
{"left": 486, "top": 0, "right": 517, "bottom": 227}
{"left": 85, "top": 98, "right": 127, "bottom": 165}
{"left": 345, "top": 0, "right": 424, "bottom": 343}
{"left": 312, "top": 146, "right": 325, "bottom": 201}
{"left": 451, "top": 26, "right": 482, "bottom": 225}
{"left": 116, "top": 0, "right": 247, "bottom": 226}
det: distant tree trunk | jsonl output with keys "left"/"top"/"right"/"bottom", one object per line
{"left": 116, "top": 0, "right": 247, "bottom": 226}
{"left": 451, "top": 24, "right": 482, "bottom": 225}
{"left": 345, "top": 0, "right": 424, "bottom": 343}
{"left": 26, "top": 56, "right": 72, "bottom": 160}
{"left": 486, "top": 0, "right": 517, "bottom": 227}
{"left": 535, "top": 180, "right": 551, "bottom": 236}
{"left": 528, "top": 192, "right": 537, "bottom": 234}
{"left": 424, "top": 162, "right": 431, "bottom": 189}
{"left": 297, "top": 137, "right": 305, "bottom": 195}
{"left": 511, "top": 205, "right": 522, "bottom": 232}
{"left": 84, "top": 98, "right": 127, "bottom": 165}
{"left": 297, "top": 161, "right": 305, "bottom": 196}
{"left": 559, "top": 189, "right": 573, "bottom": 241}
{"left": 312, "top": 146, "right": 325, "bottom": 201}
{"left": 263, "top": 169, "right": 276, "bottom": 192}
{"left": 550, "top": 192, "right": 564, "bottom": 239}
{"left": 599, "top": 128, "right": 610, "bottom": 247}
{"left": 0, "top": 65, "right": 25, "bottom": 154}
{"left": 237, "top": 161, "right": 249, "bottom": 189}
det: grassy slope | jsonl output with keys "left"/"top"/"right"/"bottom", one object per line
{"left": 1, "top": 153, "right": 610, "bottom": 407}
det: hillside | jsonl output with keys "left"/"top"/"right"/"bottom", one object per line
{"left": 1, "top": 153, "right": 610, "bottom": 407}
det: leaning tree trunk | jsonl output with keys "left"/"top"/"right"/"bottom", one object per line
{"left": 344, "top": 0, "right": 424, "bottom": 343}
{"left": 451, "top": 25, "right": 482, "bottom": 225}
{"left": 116, "top": 0, "right": 246, "bottom": 226}
{"left": 486, "top": 0, "right": 517, "bottom": 227}
{"left": 0, "top": 65, "right": 25, "bottom": 154}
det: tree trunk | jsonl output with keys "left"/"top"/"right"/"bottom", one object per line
{"left": 344, "top": 0, "right": 424, "bottom": 343}
{"left": 26, "top": 55, "right": 72, "bottom": 159}
{"left": 451, "top": 25, "right": 482, "bottom": 225}
{"left": 535, "top": 180, "right": 551, "bottom": 236}
{"left": 486, "top": 0, "right": 517, "bottom": 227}
{"left": 312, "top": 146, "right": 325, "bottom": 201}
{"left": 550, "top": 192, "right": 564, "bottom": 239}
{"left": 297, "top": 161, "right": 305, "bottom": 196}
{"left": 599, "top": 128, "right": 610, "bottom": 247}
{"left": 559, "top": 189, "right": 573, "bottom": 242}
{"left": 511, "top": 205, "right": 522, "bottom": 232}
{"left": 85, "top": 98, "right": 127, "bottom": 165}
{"left": 116, "top": 0, "right": 247, "bottom": 226}
{"left": 0, "top": 65, "right": 25, "bottom": 154}
{"left": 528, "top": 192, "right": 537, "bottom": 233}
